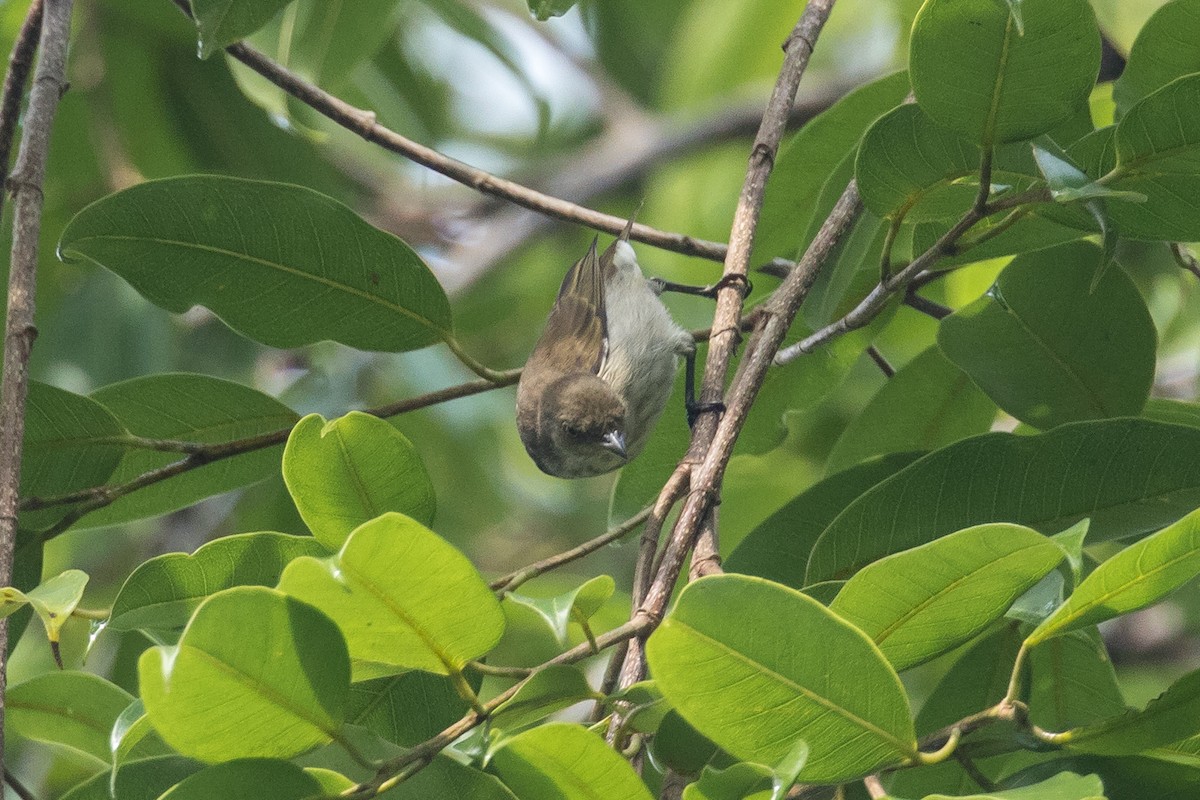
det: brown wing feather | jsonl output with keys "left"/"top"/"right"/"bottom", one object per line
{"left": 528, "top": 237, "right": 607, "bottom": 375}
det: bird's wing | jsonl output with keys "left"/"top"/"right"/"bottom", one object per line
{"left": 529, "top": 237, "right": 608, "bottom": 375}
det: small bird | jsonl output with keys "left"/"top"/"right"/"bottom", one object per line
{"left": 516, "top": 221, "right": 699, "bottom": 478}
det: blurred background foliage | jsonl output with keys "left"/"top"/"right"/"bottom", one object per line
{"left": 3, "top": 0, "right": 1198, "bottom": 790}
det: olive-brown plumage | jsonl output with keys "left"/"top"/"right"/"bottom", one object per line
{"left": 516, "top": 224, "right": 693, "bottom": 478}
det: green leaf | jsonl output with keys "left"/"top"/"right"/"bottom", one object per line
{"left": 7, "top": 671, "right": 133, "bottom": 762}
{"left": 807, "top": 419, "right": 1200, "bottom": 582}
{"left": 924, "top": 771, "right": 1105, "bottom": 799}
{"left": 1106, "top": 75, "right": 1200, "bottom": 240}
{"left": 1059, "top": 666, "right": 1200, "bottom": 755}
{"left": 830, "top": 523, "right": 1063, "bottom": 671}
{"left": 492, "top": 665, "right": 598, "bottom": 731}
{"left": 615, "top": 680, "right": 671, "bottom": 734}
{"left": 21, "top": 381, "right": 125, "bottom": 501}
{"left": 60, "top": 755, "right": 201, "bottom": 800}
{"left": 1113, "top": 0, "right": 1200, "bottom": 117}
{"left": 682, "top": 762, "right": 773, "bottom": 800}
{"left": 649, "top": 710, "right": 721, "bottom": 777}
{"left": 381, "top": 754, "right": 518, "bottom": 799}
{"left": 856, "top": 103, "right": 982, "bottom": 221}
{"left": 527, "top": 0, "right": 577, "bottom": 21}
{"left": 1028, "top": 507, "right": 1200, "bottom": 646}
{"left": 282, "top": 412, "right": 436, "bottom": 549}
{"left": 726, "top": 453, "right": 921, "bottom": 589}
{"left": 158, "top": 758, "right": 323, "bottom": 800}
{"left": 827, "top": 348, "right": 995, "bottom": 475}
{"left": 1029, "top": 628, "right": 1127, "bottom": 731}
{"left": 910, "top": 0, "right": 1101, "bottom": 145}
{"left": 1031, "top": 143, "right": 1144, "bottom": 204}
{"left": 58, "top": 176, "right": 453, "bottom": 353}
{"left": 646, "top": 575, "right": 916, "bottom": 782}
{"left": 111, "top": 699, "right": 173, "bottom": 792}
{"left": 278, "top": 512, "right": 504, "bottom": 677}
{"left": 938, "top": 242, "right": 1155, "bottom": 430}
{"left": 138, "top": 586, "right": 349, "bottom": 761}
{"left": 108, "top": 532, "right": 328, "bottom": 635}
{"left": 490, "top": 723, "right": 653, "bottom": 800}
{"left": 191, "top": 0, "right": 295, "bottom": 58}
{"left": 81, "top": 374, "right": 299, "bottom": 529}
{"left": 0, "top": 568, "right": 88, "bottom": 653}
{"left": 505, "top": 576, "right": 614, "bottom": 646}
{"left": 347, "top": 671, "right": 472, "bottom": 747}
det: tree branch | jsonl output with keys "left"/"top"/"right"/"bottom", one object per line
{"left": 0, "top": 0, "right": 69, "bottom": 772}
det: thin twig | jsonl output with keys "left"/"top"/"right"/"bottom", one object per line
{"left": 489, "top": 506, "right": 653, "bottom": 594}
{"left": 0, "top": 0, "right": 67, "bottom": 771}
{"left": 865, "top": 345, "right": 895, "bottom": 378}
{"left": 863, "top": 775, "right": 887, "bottom": 800}
{"left": 902, "top": 289, "right": 952, "bottom": 320}
{"left": 615, "top": 0, "right": 843, "bottom": 696}
{"left": 4, "top": 769, "right": 37, "bottom": 800}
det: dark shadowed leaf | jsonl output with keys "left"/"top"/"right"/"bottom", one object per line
{"left": 191, "top": 0, "right": 294, "bottom": 58}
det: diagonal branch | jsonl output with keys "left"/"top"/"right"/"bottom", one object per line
{"left": 0, "top": 0, "right": 71, "bottom": 770}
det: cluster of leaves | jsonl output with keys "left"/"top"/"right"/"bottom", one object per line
{"left": 9, "top": 0, "right": 1200, "bottom": 799}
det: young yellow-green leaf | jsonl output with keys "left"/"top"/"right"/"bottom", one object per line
{"left": 158, "top": 758, "right": 323, "bottom": 800}
{"left": 21, "top": 381, "right": 126, "bottom": 503}
{"left": 81, "top": 374, "right": 299, "bottom": 529}
{"left": 726, "top": 453, "right": 920, "bottom": 589}
{"left": 808, "top": 420, "right": 1200, "bottom": 583}
{"left": 505, "top": 575, "right": 614, "bottom": 646}
{"left": 108, "top": 532, "right": 328, "bottom": 635}
{"left": 924, "top": 771, "right": 1104, "bottom": 799}
{"left": 1057, "top": 666, "right": 1200, "bottom": 755}
{"left": 938, "top": 242, "right": 1155, "bottom": 430}
{"left": 0, "top": 569, "right": 88, "bottom": 653}
{"left": 1029, "top": 628, "right": 1127, "bottom": 732}
{"left": 282, "top": 412, "right": 436, "bottom": 549}
{"left": 492, "top": 665, "right": 598, "bottom": 731}
{"left": 7, "top": 671, "right": 133, "bottom": 762}
{"left": 826, "top": 348, "right": 995, "bottom": 475}
{"left": 347, "top": 671, "right": 472, "bottom": 747}
{"left": 1106, "top": 74, "right": 1200, "bottom": 241}
{"left": 278, "top": 513, "right": 504, "bottom": 677}
{"left": 647, "top": 575, "right": 916, "bottom": 782}
{"left": 139, "top": 587, "right": 349, "bottom": 762}
{"left": 191, "top": 0, "right": 295, "bottom": 58}
{"left": 830, "top": 524, "right": 1063, "bottom": 671}
{"left": 1028, "top": 507, "right": 1200, "bottom": 646}
{"left": 58, "top": 176, "right": 453, "bottom": 353}
{"left": 490, "top": 723, "right": 653, "bottom": 800}
{"left": 1113, "top": 0, "right": 1200, "bottom": 117}
{"left": 910, "top": 0, "right": 1100, "bottom": 145}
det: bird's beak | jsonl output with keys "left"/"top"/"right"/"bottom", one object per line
{"left": 601, "top": 430, "right": 627, "bottom": 460}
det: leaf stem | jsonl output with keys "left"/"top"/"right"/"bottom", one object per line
{"left": 448, "top": 666, "right": 487, "bottom": 717}
{"left": 443, "top": 337, "right": 511, "bottom": 384}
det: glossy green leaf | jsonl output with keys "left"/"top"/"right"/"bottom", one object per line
{"left": 60, "top": 755, "right": 201, "bottom": 800}
{"left": 1143, "top": 398, "right": 1200, "bottom": 429}
{"left": 1113, "top": 0, "right": 1200, "bottom": 116}
{"left": 726, "top": 453, "right": 920, "bottom": 589}
{"left": 682, "top": 762, "right": 773, "bottom": 800}
{"left": 139, "top": 587, "right": 349, "bottom": 762}
{"left": 807, "top": 419, "right": 1200, "bottom": 582}
{"left": 910, "top": 0, "right": 1101, "bottom": 144}
{"left": 7, "top": 671, "right": 133, "bottom": 762}
{"left": 939, "top": 242, "right": 1155, "bottom": 430}
{"left": 1060, "top": 666, "right": 1200, "bottom": 755}
{"left": 856, "top": 104, "right": 981, "bottom": 221}
{"left": 924, "top": 771, "right": 1105, "bottom": 799}
{"left": 506, "top": 576, "right": 614, "bottom": 646}
{"left": 1029, "top": 628, "right": 1127, "bottom": 731}
{"left": 0, "top": 568, "right": 88, "bottom": 651}
{"left": 158, "top": 758, "right": 323, "bottom": 800}
{"left": 108, "top": 532, "right": 328, "bottom": 634}
{"left": 1031, "top": 143, "right": 1142, "bottom": 204}
{"left": 191, "top": 0, "right": 294, "bottom": 58}
{"left": 490, "top": 723, "right": 653, "bottom": 800}
{"left": 615, "top": 681, "right": 671, "bottom": 734}
{"left": 347, "top": 671, "right": 471, "bottom": 747}
{"left": 492, "top": 665, "right": 597, "bottom": 731}
{"left": 827, "top": 348, "right": 995, "bottom": 475}
{"left": 21, "top": 381, "right": 125, "bottom": 501}
{"left": 278, "top": 512, "right": 504, "bottom": 677}
{"left": 111, "top": 699, "right": 173, "bottom": 792}
{"left": 830, "top": 523, "right": 1063, "bottom": 671}
{"left": 1106, "top": 75, "right": 1200, "bottom": 240}
{"left": 1028, "top": 507, "right": 1200, "bottom": 646}
{"left": 81, "top": 374, "right": 299, "bottom": 529}
{"left": 58, "top": 176, "right": 453, "bottom": 352}
{"left": 649, "top": 709, "right": 721, "bottom": 777}
{"left": 647, "top": 575, "right": 916, "bottom": 782}
{"left": 527, "top": 0, "right": 576, "bottom": 20}
{"left": 282, "top": 412, "right": 436, "bottom": 549}
{"left": 382, "top": 754, "right": 518, "bottom": 800}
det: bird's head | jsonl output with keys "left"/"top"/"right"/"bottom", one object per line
{"left": 526, "top": 373, "right": 629, "bottom": 478}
